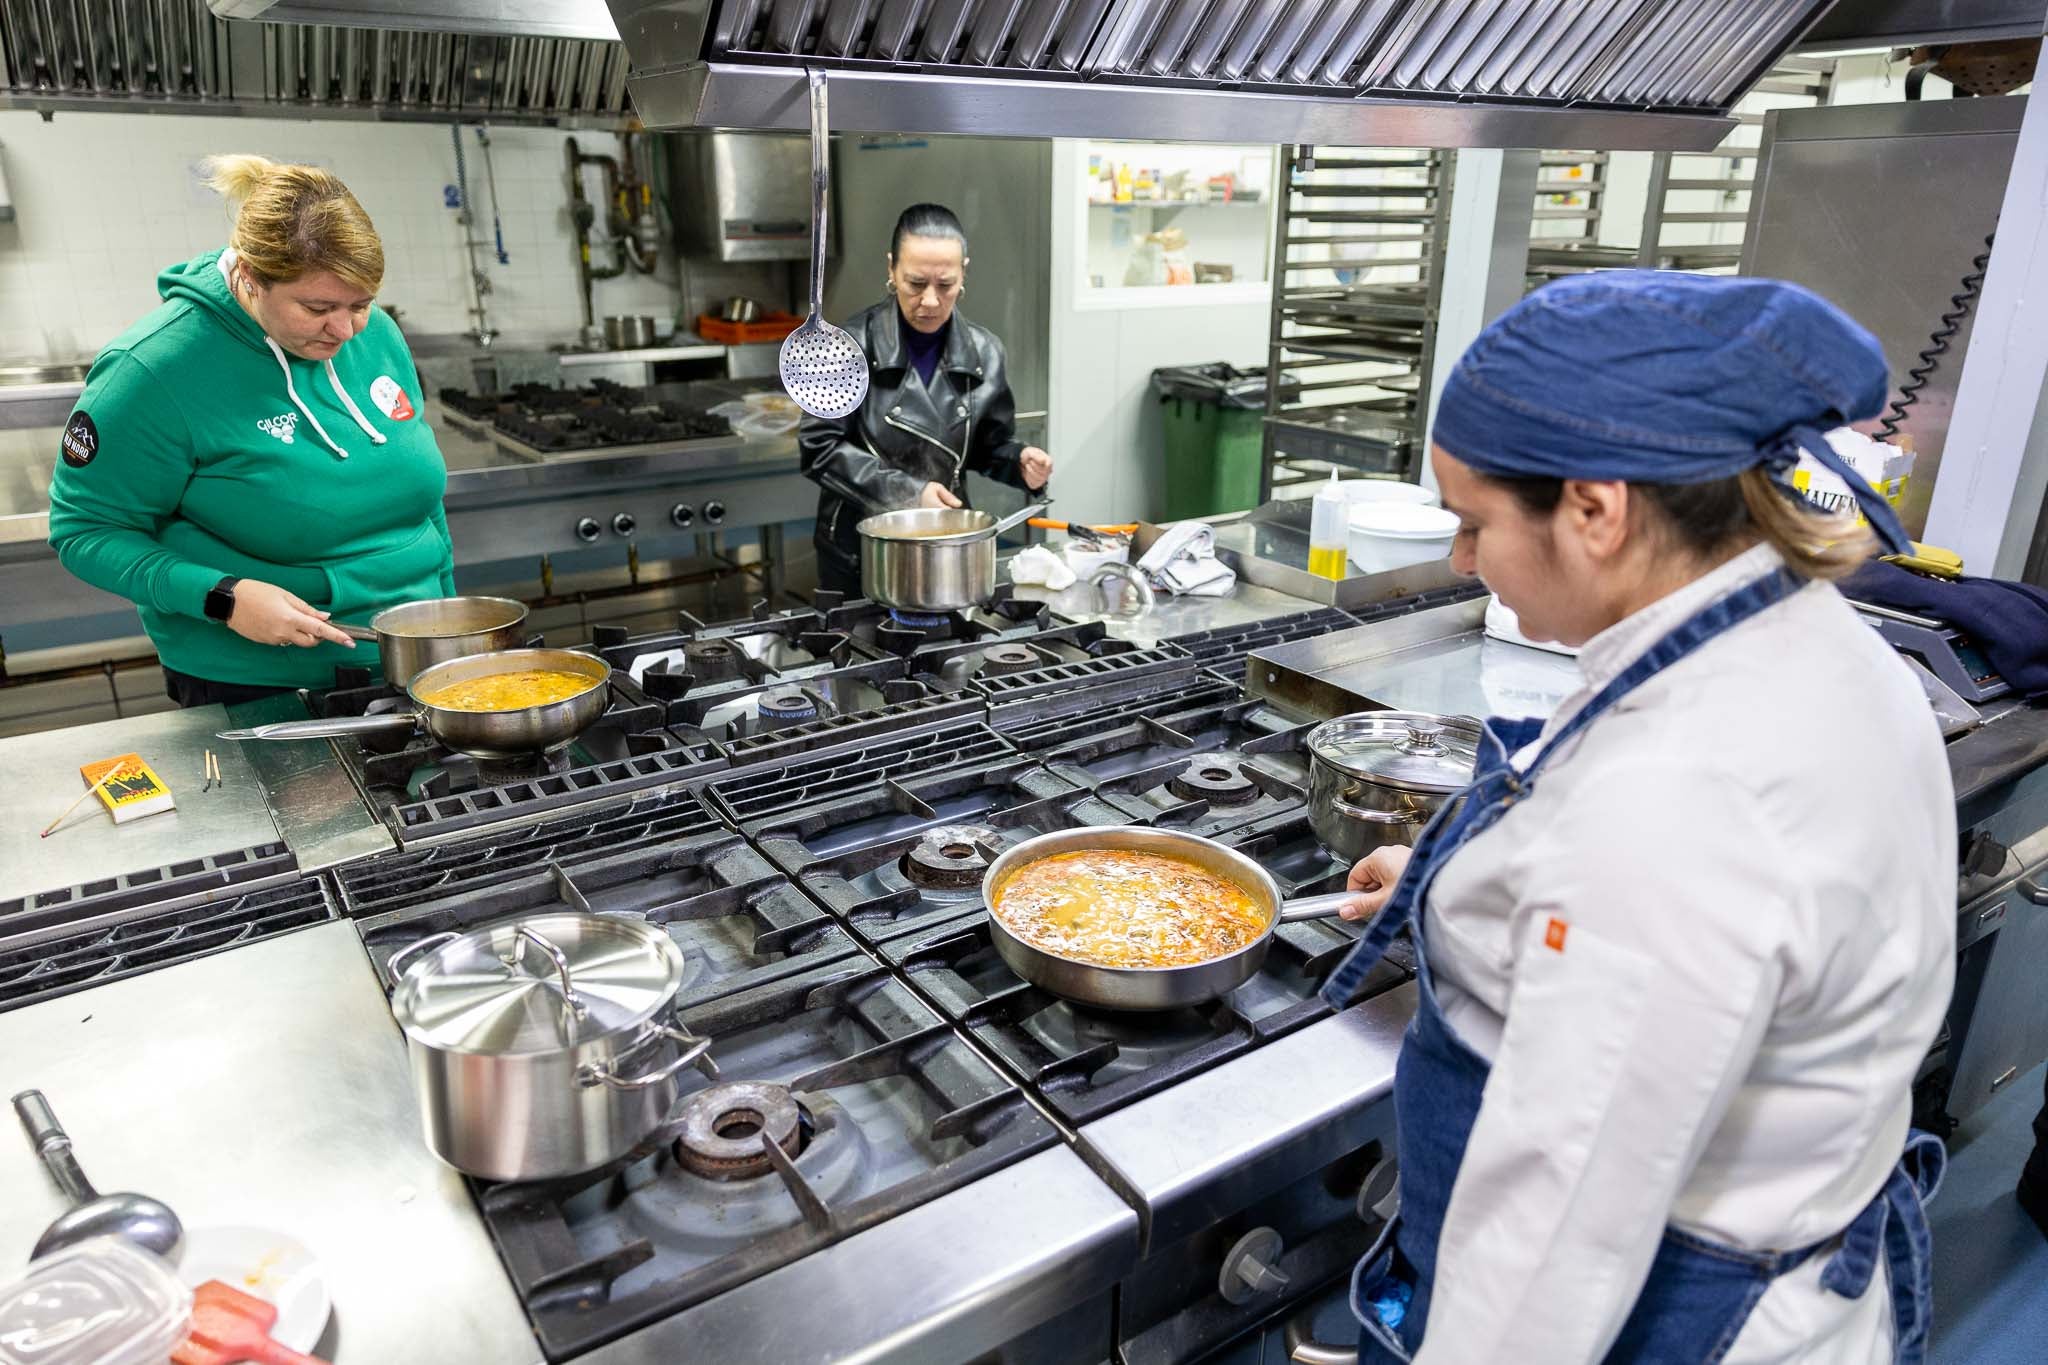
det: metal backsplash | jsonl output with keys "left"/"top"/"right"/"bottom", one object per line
{"left": 0, "top": 0, "right": 632, "bottom": 124}
{"left": 608, "top": 0, "right": 1837, "bottom": 149}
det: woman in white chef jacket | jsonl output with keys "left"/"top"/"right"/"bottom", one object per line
{"left": 1324, "top": 272, "right": 1954, "bottom": 1364}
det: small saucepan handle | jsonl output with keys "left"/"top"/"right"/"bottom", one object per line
{"left": 217, "top": 713, "right": 420, "bottom": 742}
{"left": 582, "top": 1025, "right": 720, "bottom": 1090}
{"left": 1277, "top": 891, "right": 1361, "bottom": 923}
{"left": 338, "top": 623, "right": 378, "bottom": 642}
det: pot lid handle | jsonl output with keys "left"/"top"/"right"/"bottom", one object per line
{"left": 508, "top": 924, "right": 587, "bottom": 1024}
{"left": 1402, "top": 720, "right": 1446, "bottom": 754}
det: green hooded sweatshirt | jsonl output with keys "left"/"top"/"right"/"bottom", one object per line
{"left": 48, "top": 247, "right": 455, "bottom": 690}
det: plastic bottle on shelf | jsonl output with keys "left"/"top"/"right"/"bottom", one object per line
{"left": 1309, "top": 468, "right": 1349, "bottom": 580}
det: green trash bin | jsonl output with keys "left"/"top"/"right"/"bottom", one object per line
{"left": 1151, "top": 364, "right": 1297, "bottom": 521}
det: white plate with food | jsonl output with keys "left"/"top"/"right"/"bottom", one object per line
{"left": 179, "top": 1225, "right": 331, "bottom": 1352}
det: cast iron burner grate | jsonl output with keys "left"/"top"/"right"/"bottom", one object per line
{"left": 0, "top": 871, "right": 333, "bottom": 1016}
{"left": 706, "top": 721, "right": 1021, "bottom": 826}
{"left": 471, "top": 960, "right": 1055, "bottom": 1362}
{"left": 347, "top": 802, "right": 864, "bottom": 1008}
{"left": 1163, "top": 605, "right": 1363, "bottom": 679}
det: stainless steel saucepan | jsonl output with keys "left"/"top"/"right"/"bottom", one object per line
{"left": 982, "top": 827, "right": 1356, "bottom": 1012}
{"left": 218, "top": 648, "right": 610, "bottom": 761}
{"left": 858, "top": 501, "right": 1049, "bottom": 611}
{"left": 338, "top": 594, "right": 530, "bottom": 687}
{"left": 387, "top": 912, "right": 718, "bottom": 1181}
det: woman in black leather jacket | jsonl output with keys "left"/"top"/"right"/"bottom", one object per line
{"left": 797, "top": 203, "right": 1053, "bottom": 598}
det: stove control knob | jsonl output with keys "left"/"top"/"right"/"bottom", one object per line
{"left": 574, "top": 516, "right": 601, "bottom": 544}
{"left": 1356, "top": 1156, "right": 1401, "bottom": 1226}
{"left": 703, "top": 501, "right": 726, "bottom": 525}
{"left": 611, "top": 512, "right": 637, "bottom": 537}
{"left": 1218, "top": 1226, "right": 1290, "bottom": 1305}
{"left": 670, "top": 503, "right": 696, "bottom": 529}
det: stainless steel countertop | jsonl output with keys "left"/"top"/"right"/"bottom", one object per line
{"left": 582, "top": 1144, "right": 1140, "bottom": 1365}
{"left": 0, "top": 920, "right": 541, "bottom": 1364}
{"left": 0, "top": 705, "right": 282, "bottom": 905}
{"left": 1011, "top": 542, "right": 1324, "bottom": 645}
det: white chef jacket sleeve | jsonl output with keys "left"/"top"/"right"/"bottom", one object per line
{"left": 1412, "top": 755, "right": 1791, "bottom": 1364}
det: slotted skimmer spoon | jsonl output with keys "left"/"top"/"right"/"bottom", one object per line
{"left": 780, "top": 68, "right": 870, "bottom": 421}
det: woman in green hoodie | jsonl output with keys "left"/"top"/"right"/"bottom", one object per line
{"left": 48, "top": 154, "right": 456, "bottom": 706}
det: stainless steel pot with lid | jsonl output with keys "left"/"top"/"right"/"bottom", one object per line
{"left": 389, "top": 912, "right": 716, "bottom": 1181}
{"left": 1305, "top": 712, "right": 1481, "bottom": 864}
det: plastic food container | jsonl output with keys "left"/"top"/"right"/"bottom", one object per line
{"left": 1337, "top": 479, "right": 1439, "bottom": 508}
{"left": 1346, "top": 502, "right": 1459, "bottom": 573}
{"left": 0, "top": 1238, "right": 193, "bottom": 1365}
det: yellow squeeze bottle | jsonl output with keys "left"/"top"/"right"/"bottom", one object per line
{"left": 1308, "top": 469, "right": 1349, "bottom": 580}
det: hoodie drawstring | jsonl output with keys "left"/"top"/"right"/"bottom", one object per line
{"left": 263, "top": 336, "right": 352, "bottom": 460}
{"left": 325, "top": 359, "right": 388, "bottom": 447}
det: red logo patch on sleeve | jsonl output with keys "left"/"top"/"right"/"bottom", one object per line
{"left": 1544, "top": 917, "right": 1569, "bottom": 953}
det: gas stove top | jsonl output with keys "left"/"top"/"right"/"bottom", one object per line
{"left": 439, "top": 379, "right": 732, "bottom": 456}
{"left": 473, "top": 958, "right": 1058, "bottom": 1361}
{"left": 312, "top": 583, "right": 1482, "bottom": 1360}
{"left": 310, "top": 663, "right": 722, "bottom": 846}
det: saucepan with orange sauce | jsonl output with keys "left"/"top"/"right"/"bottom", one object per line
{"left": 983, "top": 827, "right": 1357, "bottom": 1011}
{"left": 218, "top": 647, "right": 611, "bottom": 760}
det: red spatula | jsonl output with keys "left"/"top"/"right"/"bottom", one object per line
{"left": 172, "top": 1279, "right": 328, "bottom": 1365}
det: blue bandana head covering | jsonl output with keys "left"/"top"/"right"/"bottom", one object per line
{"left": 1432, "top": 271, "right": 1909, "bottom": 557}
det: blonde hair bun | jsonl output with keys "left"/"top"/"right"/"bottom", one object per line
{"left": 201, "top": 153, "right": 384, "bottom": 295}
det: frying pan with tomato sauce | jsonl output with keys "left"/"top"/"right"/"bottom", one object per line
{"left": 982, "top": 827, "right": 1356, "bottom": 1012}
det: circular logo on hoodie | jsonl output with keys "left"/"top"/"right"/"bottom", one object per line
{"left": 61, "top": 412, "right": 98, "bottom": 468}
{"left": 370, "top": 375, "right": 415, "bottom": 422}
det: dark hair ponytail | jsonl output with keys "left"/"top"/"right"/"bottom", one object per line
{"left": 890, "top": 203, "right": 968, "bottom": 259}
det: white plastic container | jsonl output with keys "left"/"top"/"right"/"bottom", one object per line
{"left": 1346, "top": 501, "right": 1459, "bottom": 574}
{"left": 0, "top": 1238, "right": 192, "bottom": 1365}
{"left": 1337, "top": 479, "right": 1440, "bottom": 509}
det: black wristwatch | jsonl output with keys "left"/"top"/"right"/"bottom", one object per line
{"left": 204, "top": 575, "right": 242, "bottom": 623}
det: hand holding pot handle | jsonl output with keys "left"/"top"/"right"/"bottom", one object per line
{"left": 1341, "top": 846, "right": 1415, "bottom": 922}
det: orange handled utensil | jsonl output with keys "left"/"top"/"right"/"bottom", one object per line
{"left": 173, "top": 1280, "right": 329, "bottom": 1365}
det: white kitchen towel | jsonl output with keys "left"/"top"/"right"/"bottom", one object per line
{"left": 1138, "top": 521, "right": 1236, "bottom": 597}
{"left": 1009, "top": 544, "right": 1077, "bottom": 591}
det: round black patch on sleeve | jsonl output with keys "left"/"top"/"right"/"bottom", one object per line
{"left": 61, "top": 412, "right": 99, "bottom": 468}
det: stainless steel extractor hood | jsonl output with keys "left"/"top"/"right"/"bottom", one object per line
{"left": 208, "top": 0, "right": 618, "bottom": 40}
{"left": 601, "top": 0, "right": 1841, "bottom": 151}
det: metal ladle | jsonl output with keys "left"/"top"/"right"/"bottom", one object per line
{"left": 779, "top": 68, "right": 869, "bottom": 420}
{"left": 13, "top": 1089, "right": 184, "bottom": 1261}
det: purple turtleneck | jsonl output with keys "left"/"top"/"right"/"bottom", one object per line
{"left": 901, "top": 313, "right": 949, "bottom": 386}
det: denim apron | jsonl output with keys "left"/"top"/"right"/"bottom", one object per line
{"left": 1319, "top": 566, "right": 1946, "bottom": 1364}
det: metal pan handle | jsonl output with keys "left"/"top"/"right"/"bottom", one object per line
{"left": 218, "top": 713, "right": 419, "bottom": 742}
{"left": 509, "top": 925, "right": 586, "bottom": 1018}
{"left": 1277, "top": 892, "right": 1361, "bottom": 923}
{"left": 385, "top": 931, "right": 459, "bottom": 980}
{"left": 581, "top": 1025, "right": 720, "bottom": 1090}
{"left": 338, "top": 623, "right": 378, "bottom": 642}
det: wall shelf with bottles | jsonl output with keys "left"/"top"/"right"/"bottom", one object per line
{"left": 1077, "top": 141, "right": 1280, "bottom": 298}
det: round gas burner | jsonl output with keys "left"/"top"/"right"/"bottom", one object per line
{"left": 901, "top": 825, "right": 999, "bottom": 889}
{"left": 887, "top": 608, "right": 950, "bottom": 630}
{"left": 755, "top": 687, "right": 822, "bottom": 730}
{"left": 672, "top": 1081, "right": 803, "bottom": 1181}
{"left": 1166, "top": 754, "right": 1261, "bottom": 805}
{"left": 682, "top": 638, "right": 745, "bottom": 685}
{"left": 976, "top": 643, "right": 1046, "bottom": 678}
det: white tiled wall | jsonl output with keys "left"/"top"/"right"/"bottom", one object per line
{"left": 0, "top": 111, "right": 689, "bottom": 361}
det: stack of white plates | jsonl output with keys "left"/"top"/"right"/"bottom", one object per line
{"left": 1347, "top": 501, "right": 1459, "bottom": 572}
